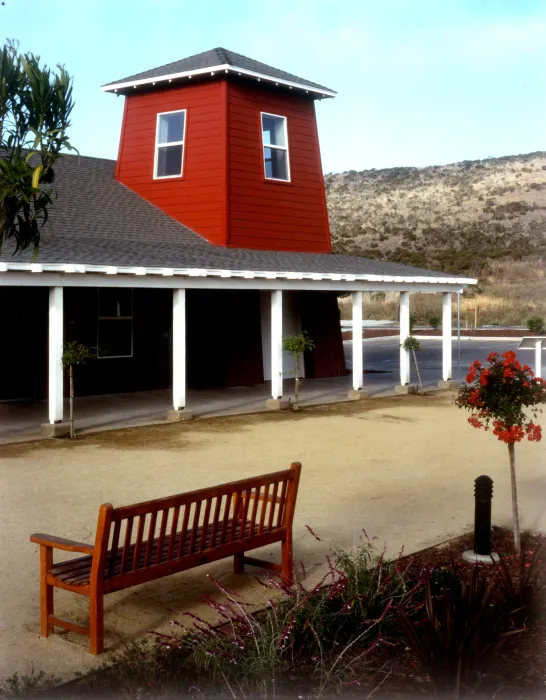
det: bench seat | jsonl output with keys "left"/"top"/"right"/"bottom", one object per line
{"left": 50, "top": 520, "right": 261, "bottom": 587}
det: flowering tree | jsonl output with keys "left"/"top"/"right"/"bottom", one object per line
{"left": 456, "top": 351, "right": 546, "bottom": 554}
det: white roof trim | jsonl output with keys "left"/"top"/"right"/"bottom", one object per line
{"left": 101, "top": 63, "right": 337, "bottom": 98}
{"left": 0, "top": 261, "right": 477, "bottom": 285}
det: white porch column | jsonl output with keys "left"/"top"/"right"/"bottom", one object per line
{"left": 399, "top": 291, "right": 411, "bottom": 386}
{"left": 48, "top": 286, "right": 64, "bottom": 424}
{"left": 536, "top": 340, "right": 543, "bottom": 379}
{"left": 441, "top": 292, "right": 453, "bottom": 383}
{"left": 168, "top": 289, "right": 193, "bottom": 421}
{"left": 347, "top": 291, "right": 368, "bottom": 399}
{"left": 270, "top": 290, "right": 283, "bottom": 400}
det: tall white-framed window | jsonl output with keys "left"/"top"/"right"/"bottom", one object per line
{"left": 154, "top": 109, "right": 186, "bottom": 179}
{"left": 97, "top": 288, "right": 133, "bottom": 359}
{"left": 261, "top": 112, "right": 290, "bottom": 182}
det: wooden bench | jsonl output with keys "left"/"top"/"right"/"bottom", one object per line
{"left": 30, "top": 462, "right": 301, "bottom": 655}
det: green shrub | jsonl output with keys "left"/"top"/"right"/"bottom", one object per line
{"left": 527, "top": 315, "right": 545, "bottom": 333}
{"left": 427, "top": 313, "right": 441, "bottom": 330}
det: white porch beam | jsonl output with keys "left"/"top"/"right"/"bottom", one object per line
{"left": 352, "top": 292, "right": 363, "bottom": 391}
{"left": 399, "top": 291, "right": 410, "bottom": 386}
{"left": 442, "top": 292, "right": 452, "bottom": 381}
{"left": 170, "top": 289, "right": 192, "bottom": 420}
{"left": 48, "top": 287, "right": 64, "bottom": 424}
{"left": 270, "top": 290, "right": 283, "bottom": 400}
{"left": 536, "top": 340, "right": 543, "bottom": 379}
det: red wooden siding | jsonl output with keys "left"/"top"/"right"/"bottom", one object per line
{"left": 116, "top": 82, "right": 227, "bottom": 245}
{"left": 300, "top": 292, "right": 346, "bottom": 378}
{"left": 226, "top": 82, "right": 331, "bottom": 253}
{"left": 115, "top": 78, "right": 332, "bottom": 253}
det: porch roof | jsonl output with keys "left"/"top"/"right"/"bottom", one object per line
{"left": 0, "top": 155, "right": 476, "bottom": 288}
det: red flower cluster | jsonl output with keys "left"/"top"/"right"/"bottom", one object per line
{"left": 456, "top": 351, "right": 546, "bottom": 445}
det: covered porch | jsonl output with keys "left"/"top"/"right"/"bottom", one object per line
{"left": 0, "top": 263, "right": 475, "bottom": 438}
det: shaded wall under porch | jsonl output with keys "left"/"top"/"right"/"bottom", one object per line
{"left": 0, "top": 287, "right": 346, "bottom": 403}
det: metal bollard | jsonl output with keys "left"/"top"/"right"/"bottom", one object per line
{"left": 474, "top": 475, "right": 493, "bottom": 555}
{"left": 462, "top": 475, "right": 499, "bottom": 563}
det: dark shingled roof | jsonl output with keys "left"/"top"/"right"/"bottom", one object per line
{"left": 103, "top": 47, "right": 335, "bottom": 95}
{"left": 0, "top": 154, "right": 455, "bottom": 279}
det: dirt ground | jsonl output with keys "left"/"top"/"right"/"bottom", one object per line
{"left": 1, "top": 392, "right": 545, "bottom": 684}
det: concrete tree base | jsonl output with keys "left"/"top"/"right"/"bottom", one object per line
{"left": 394, "top": 385, "right": 418, "bottom": 395}
{"left": 347, "top": 389, "right": 370, "bottom": 400}
{"left": 41, "top": 422, "right": 70, "bottom": 438}
{"left": 166, "top": 409, "right": 194, "bottom": 422}
{"left": 438, "top": 380, "right": 457, "bottom": 391}
{"left": 462, "top": 550, "right": 500, "bottom": 564}
{"left": 265, "top": 398, "right": 290, "bottom": 411}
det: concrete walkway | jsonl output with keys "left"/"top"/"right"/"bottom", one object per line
{"left": 0, "top": 339, "right": 522, "bottom": 444}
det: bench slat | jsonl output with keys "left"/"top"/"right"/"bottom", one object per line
{"left": 276, "top": 480, "right": 288, "bottom": 529}
{"left": 167, "top": 506, "right": 180, "bottom": 560}
{"left": 258, "top": 485, "right": 269, "bottom": 535}
{"left": 210, "top": 495, "right": 222, "bottom": 547}
{"left": 268, "top": 482, "right": 279, "bottom": 531}
{"left": 188, "top": 501, "right": 201, "bottom": 555}
{"left": 199, "top": 498, "right": 212, "bottom": 552}
{"left": 132, "top": 515, "right": 146, "bottom": 573}
{"left": 177, "top": 504, "right": 191, "bottom": 558}
{"left": 144, "top": 512, "right": 158, "bottom": 567}
{"left": 120, "top": 517, "right": 134, "bottom": 574}
{"left": 155, "top": 509, "right": 169, "bottom": 565}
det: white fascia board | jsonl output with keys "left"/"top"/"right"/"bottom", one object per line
{"left": 0, "top": 261, "right": 478, "bottom": 286}
{"left": 0, "top": 271, "right": 470, "bottom": 294}
{"left": 101, "top": 63, "right": 337, "bottom": 98}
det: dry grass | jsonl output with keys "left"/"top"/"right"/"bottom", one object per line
{"left": 338, "top": 258, "right": 546, "bottom": 327}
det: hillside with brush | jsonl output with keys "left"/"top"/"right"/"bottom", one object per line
{"left": 325, "top": 151, "right": 546, "bottom": 273}
{"left": 326, "top": 152, "right": 546, "bottom": 326}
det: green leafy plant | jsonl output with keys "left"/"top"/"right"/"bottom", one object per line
{"left": 0, "top": 40, "right": 77, "bottom": 255}
{"left": 456, "top": 352, "right": 546, "bottom": 554}
{"left": 61, "top": 341, "right": 96, "bottom": 439}
{"left": 527, "top": 315, "right": 545, "bottom": 334}
{"left": 427, "top": 313, "right": 441, "bottom": 330}
{"left": 401, "top": 335, "right": 423, "bottom": 394}
{"left": 396, "top": 565, "right": 498, "bottom": 698}
{"left": 282, "top": 331, "right": 314, "bottom": 411}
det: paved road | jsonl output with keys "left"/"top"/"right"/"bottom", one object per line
{"left": 344, "top": 337, "right": 524, "bottom": 385}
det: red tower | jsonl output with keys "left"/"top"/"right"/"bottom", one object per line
{"left": 103, "top": 48, "right": 335, "bottom": 253}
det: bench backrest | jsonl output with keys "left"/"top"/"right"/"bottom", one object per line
{"left": 90, "top": 463, "right": 301, "bottom": 588}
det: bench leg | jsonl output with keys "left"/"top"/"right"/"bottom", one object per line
{"left": 89, "top": 590, "right": 104, "bottom": 655}
{"left": 233, "top": 552, "right": 245, "bottom": 574}
{"left": 281, "top": 536, "right": 294, "bottom": 585}
{"left": 39, "top": 546, "right": 54, "bottom": 637}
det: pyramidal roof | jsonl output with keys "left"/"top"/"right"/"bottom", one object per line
{"left": 101, "top": 47, "right": 336, "bottom": 98}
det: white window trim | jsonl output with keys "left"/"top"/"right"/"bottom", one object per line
{"left": 153, "top": 109, "right": 187, "bottom": 180}
{"left": 97, "top": 289, "right": 134, "bottom": 359}
{"left": 260, "top": 112, "right": 291, "bottom": 182}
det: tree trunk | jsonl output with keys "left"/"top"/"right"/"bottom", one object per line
{"left": 69, "top": 365, "right": 75, "bottom": 439}
{"left": 294, "top": 355, "right": 300, "bottom": 411}
{"left": 412, "top": 349, "right": 423, "bottom": 395}
{"left": 508, "top": 442, "right": 521, "bottom": 555}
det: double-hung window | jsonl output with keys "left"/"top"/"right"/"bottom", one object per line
{"left": 154, "top": 110, "right": 186, "bottom": 178}
{"left": 97, "top": 289, "right": 133, "bottom": 358}
{"left": 261, "top": 113, "right": 290, "bottom": 182}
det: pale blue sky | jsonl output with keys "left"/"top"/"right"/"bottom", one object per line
{"left": 3, "top": 0, "right": 546, "bottom": 172}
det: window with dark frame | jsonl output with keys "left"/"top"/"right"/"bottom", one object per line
{"left": 261, "top": 113, "right": 290, "bottom": 181}
{"left": 154, "top": 110, "right": 186, "bottom": 178}
{"left": 97, "top": 288, "right": 133, "bottom": 358}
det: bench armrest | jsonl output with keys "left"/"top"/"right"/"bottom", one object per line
{"left": 30, "top": 533, "right": 95, "bottom": 555}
